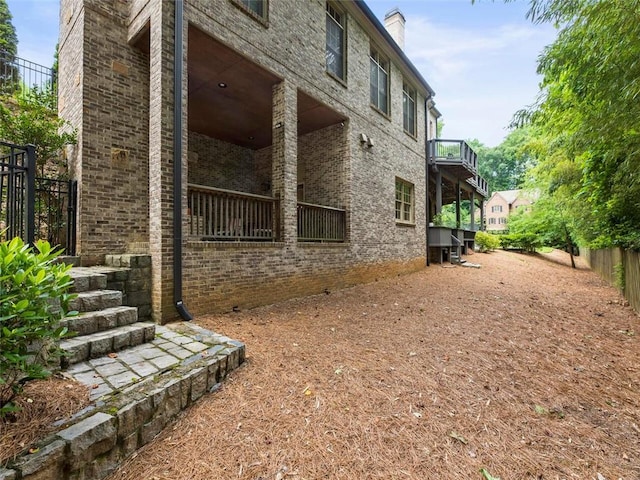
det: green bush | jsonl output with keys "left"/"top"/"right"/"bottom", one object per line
{"left": 500, "top": 233, "right": 542, "bottom": 253}
{"left": 0, "top": 238, "right": 76, "bottom": 418}
{"left": 475, "top": 231, "right": 500, "bottom": 252}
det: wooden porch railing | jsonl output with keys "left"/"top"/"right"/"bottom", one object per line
{"left": 188, "top": 184, "right": 279, "bottom": 241}
{"left": 428, "top": 139, "right": 478, "bottom": 177}
{"left": 297, "top": 202, "right": 346, "bottom": 242}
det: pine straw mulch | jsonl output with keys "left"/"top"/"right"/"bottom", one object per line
{"left": 0, "top": 376, "right": 91, "bottom": 466}
{"left": 115, "top": 251, "right": 634, "bottom": 478}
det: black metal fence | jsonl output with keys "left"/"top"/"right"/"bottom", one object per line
{"left": 0, "top": 49, "right": 56, "bottom": 107}
{"left": 0, "top": 142, "right": 76, "bottom": 254}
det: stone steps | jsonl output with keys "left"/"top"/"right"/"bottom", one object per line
{"left": 61, "top": 268, "right": 155, "bottom": 368}
{"left": 1, "top": 255, "right": 246, "bottom": 480}
{"left": 61, "top": 306, "right": 139, "bottom": 336}
{"left": 60, "top": 322, "right": 156, "bottom": 366}
{"left": 70, "top": 290, "right": 124, "bottom": 312}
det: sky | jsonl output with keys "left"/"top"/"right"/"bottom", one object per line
{"left": 6, "top": 0, "right": 557, "bottom": 147}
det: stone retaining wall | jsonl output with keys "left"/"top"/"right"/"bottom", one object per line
{"left": 0, "top": 340, "right": 244, "bottom": 480}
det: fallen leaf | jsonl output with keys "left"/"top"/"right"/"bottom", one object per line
{"left": 107, "top": 353, "right": 118, "bottom": 358}
{"left": 28, "top": 448, "right": 39, "bottom": 454}
{"left": 450, "top": 431, "right": 468, "bottom": 444}
{"left": 534, "top": 405, "right": 548, "bottom": 415}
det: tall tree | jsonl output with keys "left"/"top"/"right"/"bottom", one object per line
{"left": 0, "top": 0, "right": 19, "bottom": 93}
{"left": 499, "top": 0, "right": 640, "bottom": 250}
{"left": 468, "top": 127, "right": 535, "bottom": 193}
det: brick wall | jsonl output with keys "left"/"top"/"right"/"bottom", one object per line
{"left": 64, "top": 0, "right": 433, "bottom": 320}
{"left": 188, "top": 131, "right": 263, "bottom": 193}
{"left": 183, "top": 241, "right": 425, "bottom": 314}
{"left": 59, "top": 0, "right": 151, "bottom": 264}
{"left": 298, "top": 123, "right": 347, "bottom": 207}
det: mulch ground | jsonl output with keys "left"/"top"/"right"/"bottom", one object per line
{"left": 109, "top": 249, "right": 640, "bottom": 480}
{"left": 6, "top": 249, "right": 640, "bottom": 479}
{"left": 0, "top": 377, "right": 91, "bottom": 466}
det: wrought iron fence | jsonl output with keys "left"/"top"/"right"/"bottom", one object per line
{"left": 0, "top": 142, "right": 76, "bottom": 254}
{"left": 0, "top": 49, "right": 56, "bottom": 107}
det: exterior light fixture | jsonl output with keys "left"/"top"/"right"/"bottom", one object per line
{"left": 218, "top": 82, "right": 227, "bottom": 88}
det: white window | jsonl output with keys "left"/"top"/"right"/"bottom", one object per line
{"left": 395, "top": 178, "right": 414, "bottom": 224}
{"left": 499, "top": 217, "right": 507, "bottom": 224}
{"left": 491, "top": 205, "right": 503, "bottom": 213}
{"left": 488, "top": 218, "right": 496, "bottom": 225}
{"left": 370, "top": 48, "right": 389, "bottom": 115}
{"left": 403, "top": 82, "right": 416, "bottom": 137}
{"left": 326, "top": 3, "right": 345, "bottom": 81}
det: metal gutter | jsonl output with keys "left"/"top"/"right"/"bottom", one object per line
{"left": 352, "top": 0, "right": 436, "bottom": 97}
{"left": 425, "top": 98, "right": 431, "bottom": 266}
{"left": 173, "top": 0, "right": 193, "bottom": 321}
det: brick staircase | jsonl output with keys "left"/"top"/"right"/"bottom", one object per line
{"left": 60, "top": 266, "right": 156, "bottom": 368}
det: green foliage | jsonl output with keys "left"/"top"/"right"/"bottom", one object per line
{"left": 614, "top": 262, "right": 625, "bottom": 292}
{"left": 0, "top": 0, "right": 17, "bottom": 56}
{"left": 0, "top": 238, "right": 76, "bottom": 418}
{"left": 0, "top": 0, "right": 19, "bottom": 95}
{"left": 505, "top": 0, "right": 640, "bottom": 251}
{"left": 475, "top": 231, "right": 500, "bottom": 252}
{"left": 500, "top": 233, "right": 541, "bottom": 253}
{"left": 0, "top": 88, "right": 76, "bottom": 172}
{"left": 468, "top": 127, "right": 536, "bottom": 193}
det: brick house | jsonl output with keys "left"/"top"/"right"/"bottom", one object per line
{"left": 58, "top": 0, "right": 488, "bottom": 322}
{"left": 484, "top": 189, "right": 534, "bottom": 232}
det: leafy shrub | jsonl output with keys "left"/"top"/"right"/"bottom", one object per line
{"left": 0, "top": 238, "right": 76, "bottom": 418}
{"left": 475, "top": 231, "right": 500, "bottom": 252}
{"left": 500, "top": 233, "right": 542, "bottom": 253}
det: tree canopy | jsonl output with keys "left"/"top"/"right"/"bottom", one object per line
{"left": 0, "top": 0, "right": 17, "bottom": 56}
{"left": 467, "top": 127, "right": 535, "bottom": 194}
{"left": 497, "top": 0, "right": 640, "bottom": 250}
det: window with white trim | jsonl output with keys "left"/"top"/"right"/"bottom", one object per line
{"left": 491, "top": 205, "right": 503, "bottom": 213}
{"left": 403, "top": 82, "right": 416, "bottom": 136}
{"left": 395, "top": 178, "right": 414, "bottom": 224}
{"left": 370, "top": 48, "right": 389, "bottom": 115}
{"left": 326, "top": 2, "right": 345, "bottom": 81}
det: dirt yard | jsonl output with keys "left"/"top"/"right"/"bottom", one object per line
{"left": 104, "top": 250, "right": 639, "bottom": 480}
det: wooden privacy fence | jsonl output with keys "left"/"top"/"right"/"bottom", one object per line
{"left": 584, "top": 247, "right": 640, "bottom": 314}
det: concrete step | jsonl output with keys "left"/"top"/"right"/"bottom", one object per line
{"left": 60, "top": 322, "right": 156, "bottom": 366}
{"left": 61, "top": 306, "right": 139, "bottom": 336}
{"left": 70, "top": 290, "right": 123, "bottom": 313}
{"left": 69, "top": 269, "right": 108, "bottom": 293}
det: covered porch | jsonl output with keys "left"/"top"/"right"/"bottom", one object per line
{"left": 427, "top": 139, "right": 488, "bottom": 263}
{"left": 186, "top": 26, "right": 348, "bottom": 243}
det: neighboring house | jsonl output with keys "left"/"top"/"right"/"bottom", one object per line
{"left": 58, "top": 0, "right": 487, "bottom": 322}
{"left": 484, "top": 189, "right": 535, "bottom": 232}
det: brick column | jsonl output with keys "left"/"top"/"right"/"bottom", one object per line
{"left": 148, "top": 1, "right": 178, "bottom": 323}
{"left": 271, "top": 81, "right": 298, "bottom": 245}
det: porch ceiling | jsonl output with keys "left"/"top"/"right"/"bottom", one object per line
{"left": 188, "top": 26, "right": 345, "bottom": 150}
